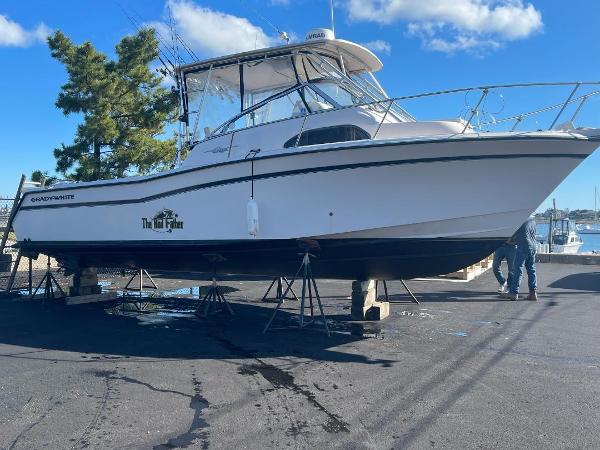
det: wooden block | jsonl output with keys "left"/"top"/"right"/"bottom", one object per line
{"left": 65, "top": 292, "right": 119, "bottom": 305}
{"left": 365, "top": 301, "right": 390, "bottom": 321}
{"left": 351, "top": 280, "right": 375, "bottom": 293}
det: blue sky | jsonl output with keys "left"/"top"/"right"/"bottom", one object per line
{"left": 0, "top": 0, "right": 599, "bottom": 211}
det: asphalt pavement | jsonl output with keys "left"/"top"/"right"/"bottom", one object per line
{"left": 0, "top": 263, "right": 599, "bottom": 449}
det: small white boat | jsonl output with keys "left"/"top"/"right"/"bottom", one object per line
{"left": 541, "top": 219, "right": 583, "bottom": 253}
{"left": 577, "top": 223, "right": 600, "bottom": 234}
{"left": 11, "top": 29, "right": 600, "bottom": 279}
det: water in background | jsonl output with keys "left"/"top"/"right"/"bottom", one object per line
{"left": 536, "top": 223, "right": 600, "bottom": 253}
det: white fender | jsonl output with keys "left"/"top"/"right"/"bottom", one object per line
{"left": 247, "top": 199, "right": 259, "bottom": 236}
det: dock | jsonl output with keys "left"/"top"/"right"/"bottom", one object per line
{"left": 0, "top": 263, "right": 598, "bottom": 448}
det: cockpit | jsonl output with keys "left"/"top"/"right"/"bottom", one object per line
{"left": 178, "top": 34, "right": 413, "bottom": 147}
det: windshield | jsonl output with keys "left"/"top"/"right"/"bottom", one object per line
{"left": 181, "top": 49, "right": 413, "bottom": 141}
{"left": 186, "top": 65, "right": 241, "bottom": 142}
{"left": 244, "top": 90, "right": 306, "bottom": 127}
{"left": 309, "top": 79, "right": 362, "bottom": 107}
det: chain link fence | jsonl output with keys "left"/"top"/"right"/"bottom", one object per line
{"left": 0, "top": 197, "right": 11, "bottom": 232}
{"left": 0, "top": 196, "right": 73, "bottom": 294}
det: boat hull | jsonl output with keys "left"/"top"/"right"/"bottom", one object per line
{"left": 13, "top": 133, "right": 599, "bottom": 279}
{"left": 17, "top": 237, "right": 504, "bottom": 280}
{"left": 549, "top": 243, "right": 582, "bottom": 254}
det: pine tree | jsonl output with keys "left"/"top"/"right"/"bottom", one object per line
{"left": 48, "top": 28, "right": 180, "bottom": 181}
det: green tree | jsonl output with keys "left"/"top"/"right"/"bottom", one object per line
{"left": 48, "top": 28, "right": 180, "bottom": 181}
{"left": 30, "top": 170, "right": 57, "bottom": 186}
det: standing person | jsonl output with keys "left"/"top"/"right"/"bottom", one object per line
{"left": 492, "top": 238, "right": 516, "bottom": 293}
{"left": 502, "top": 215, "right": 538, "bottom": 301}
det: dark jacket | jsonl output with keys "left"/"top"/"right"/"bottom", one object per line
{"left": 513, "top": 217, "right": 537, "bottom": 251}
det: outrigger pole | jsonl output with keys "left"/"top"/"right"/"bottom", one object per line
{"left": 329, "top": 0, "right": 335, "bottom": 34}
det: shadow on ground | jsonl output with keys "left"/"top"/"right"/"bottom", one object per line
{"left": 548, "top": 271, "right": 600, "bottom": 291}
{"left": 0, "top": 296, "right": 393, "bottom": 367}
{"left": 389, "top": 289, "right": 506, "bottom": 303}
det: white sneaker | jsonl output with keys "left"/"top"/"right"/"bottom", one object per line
{"left": 497, "top": 282, "right": 507, "bottom": 293}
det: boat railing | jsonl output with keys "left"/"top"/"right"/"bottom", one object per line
{"left": 287, "top": 80, "right": 600, "bottom": 146}
{"left": 204, "top": 80, "right": 600, "bottom": 154}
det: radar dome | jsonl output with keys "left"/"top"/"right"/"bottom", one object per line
{"left": 305, "top": 28, "right": 335, "bottom": 42}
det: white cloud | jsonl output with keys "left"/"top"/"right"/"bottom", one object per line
{"left": 427, "top": 35, "right": 501, "bottom": 55}
{"left": 406, "top": 22, "right": 501, "bottom": 55}
{"left": 164, "top": 0, "right": 280, "bottom": 57}
{"left": 0, "top": 14, "right": 50, "bottom": 47}
{"left": 344, "top": 0, "right": 543, "bottom": 54}
{"left": 362, "top": 39, "right": 391, "bottom": 55}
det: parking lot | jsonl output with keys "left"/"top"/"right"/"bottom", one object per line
{"left": 0, "top": 263, "right": 599, "bottom": 449}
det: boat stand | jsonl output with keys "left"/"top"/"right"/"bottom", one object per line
{"left": 376, "top": 279, "right": 420, "bottom": 304}
{"left": 195, "top": 276, "right": 234, "bottom": 318}
{"left": 122, "top": 269, "right": 158, "bottom": 311}
{"left": 30, "top": 255, "right": 66, "bottom": 300}
{"left": 263, "top": 251, "right": 330, "bottom": 336}
{"left": 261, "top": 277, "right": 299, "bottom": 303}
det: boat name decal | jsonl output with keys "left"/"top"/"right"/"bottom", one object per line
{"left": 31, "top": 194, "right": 75, "bottom": 203}
{"left": 142, "top": 209, "right": 184, "bottom": 232}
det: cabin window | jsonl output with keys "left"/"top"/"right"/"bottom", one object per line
{"left": 309, "top": 80, "right": 362, "bottom": 106}
{"left": 283, "top": 125, "right": 370, "bottom": 148}
{"left": 243, "top": 57, "right": 297, "bottom": 109}
{"left": 186, "top": 65, "right": 241, "bottom": 141}
{"left": 245, "top": 90, "right": 307, "bottom": 127}
{"left": 295, "top": 53, "right": 344, "bottom": 82}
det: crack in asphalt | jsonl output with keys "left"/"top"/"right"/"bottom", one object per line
{"left": 8, "top": 396, "right": 56, "bottom": 450}
{"left": 84, "top": 369, "right": 210, "bottom": 450}
{"left": 153, "top": 375, "right": 210, "bottom": 450}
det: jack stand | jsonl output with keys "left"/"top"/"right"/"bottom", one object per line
{"left": 30, "top": 256, "right": 66, "bottom": 300}
{"left": 261, "top": 277, "right": 299, "bottom": 303}
{"left": 123, "top": 269, "right": 158, "bottom": 311}
{"left": 263, "top": 251, "right": 330, "bottom": 336}
{"left": 195, "top": 275, "right": 234, "bottom": 318}
{"left": 376, "top": 279, "right": 420, "bottom": 304}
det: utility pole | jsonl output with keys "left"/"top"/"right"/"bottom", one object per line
{"left": 595, "top": 185, "right": 598, "bottom": 222}
{"left": 548, "top": 198, "right": 557, "bottom": 253}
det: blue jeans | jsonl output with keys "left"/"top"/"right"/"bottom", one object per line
{"left": 492, "top": 244, "right": 515, "bottom": 285}
{"left": 508, "top": 247, "right": 537, "bottom": 295}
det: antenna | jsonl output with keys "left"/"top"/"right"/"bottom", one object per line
{"left": 239, "top": 0, "right": 290, "bottom": 45}
{"left": 279, "top": 31, "right": 290, "bottom": 44}
{"left": 118, "top": 3, "right": 177, "bottom": 71}
{"left": 329, "top": 0, "right": 335, "bottom": 34}
{"left": 167, "top": 4, "right": 180, "bottom": 66}
{"left": 594, "top": 186, "right": 598, "bottom": 222}
{"left": 167, "top": 3, "right": 184, "bottom": 168}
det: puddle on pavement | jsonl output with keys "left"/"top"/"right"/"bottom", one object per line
{"left": 396, "top": 310, "right": 434, "bottom": 318}
{"left": 154, "top": 285, "right": 240, "bottom": 298}
{"left": 134, "top": 310, "right": 197, "bottom": 326}
{"left": 101, "top": 284, "right": 240, "bottom": 300}
{"left": 350, "top": 323, "right": 385, "bottom": 339}
{"left": 105, "top": 303, "right": 198, "bottom": 326}
{"left": 328, "top": 321, "right": 385, "bottom": 339}
{"left": 449, "top": 331, "right": 469, "bottom": 337}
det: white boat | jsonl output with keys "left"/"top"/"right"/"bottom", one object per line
{"left": 11, "top": 29, "right": 600, "bottom": 279}
{"left": 541, "top": 219, "right": 583, "bottom": 254}
{"left": 577, "top": 223, "right": 600, "bottom": 234}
